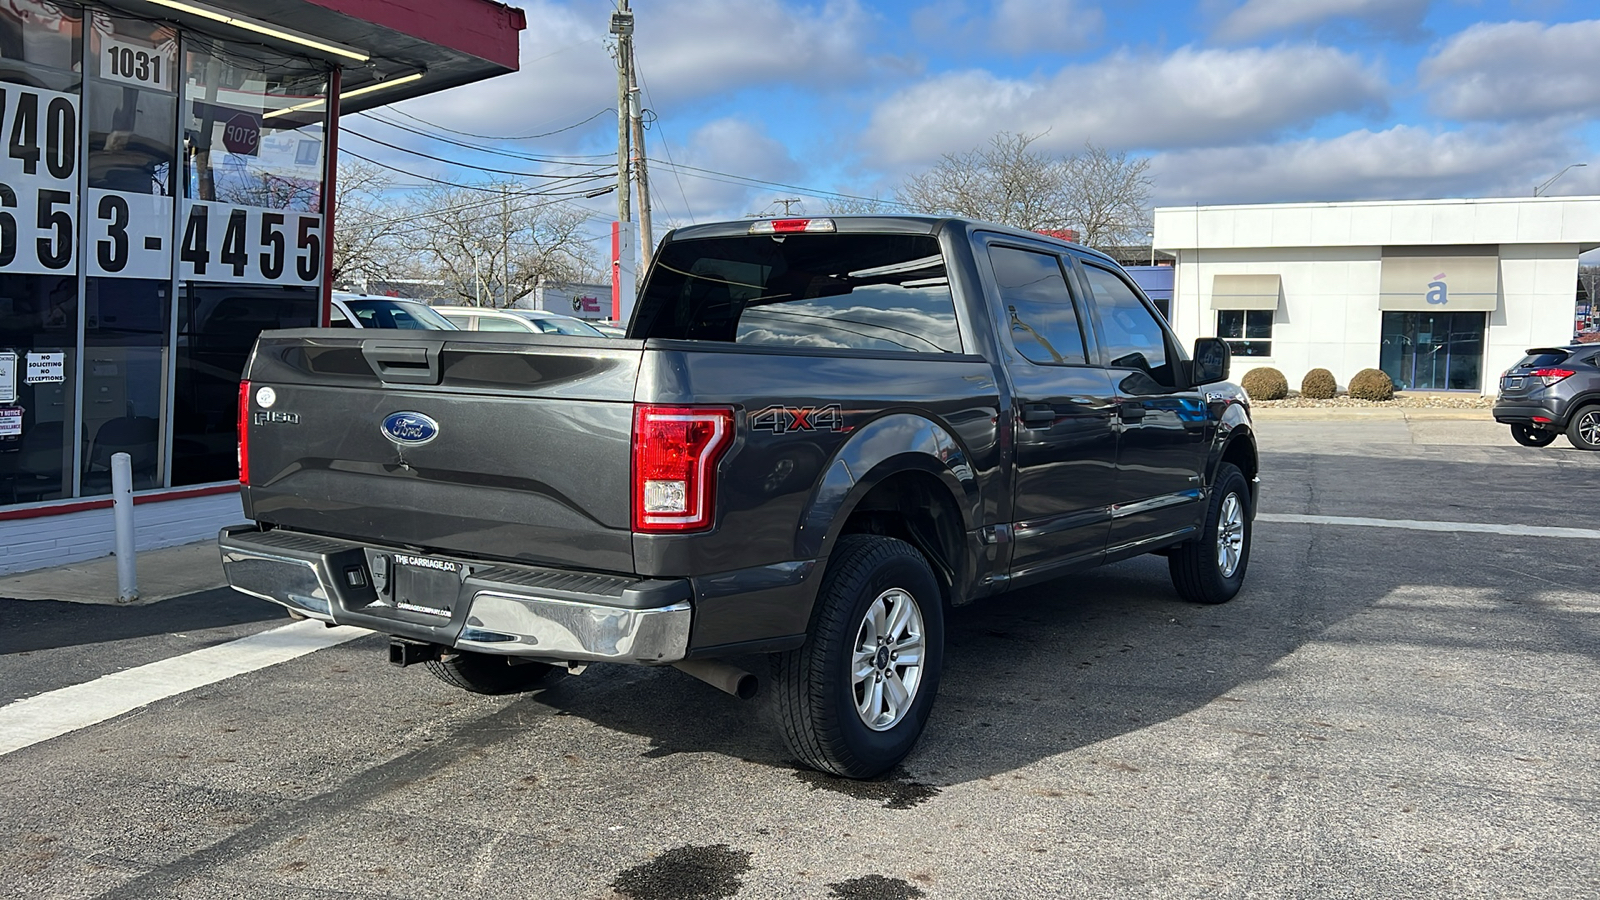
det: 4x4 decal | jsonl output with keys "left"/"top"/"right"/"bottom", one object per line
{"left": 750, "top": 404, "right": 844, "bottom": 434}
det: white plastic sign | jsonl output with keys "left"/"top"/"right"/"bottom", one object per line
{"left": 87, "top": 189, "right": 174, "bottom": 279}
{"left": 0, "top": 84, "right": 80, "bottom": 276}
{"left": 178, "top": 201, "right": 323, "bottom": 286}
{"left": 101, "top": 36, "right": 176, "bottom": 92}
{"left": 24, "top": 352, "right": 64, "bottom": 384}
{"left": 0, "top": 351, "right": 15, "bottom": 402}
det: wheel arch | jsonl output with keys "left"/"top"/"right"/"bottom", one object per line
{"left": 796, "top": 413, "right": 982, "bottom": 606}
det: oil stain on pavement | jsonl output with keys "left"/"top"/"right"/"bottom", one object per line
{"left": 611, "top": 844, "right": 753, "bottom": 900}
{"left": 791, "top": 767, "right": 940, "bottom": 809}
{"left": 828, "top": 874, "right": 926, "bottom": 899}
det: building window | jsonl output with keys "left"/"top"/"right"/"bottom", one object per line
{"left": 1218, "top": 310, "right": 1273, "bottom": 357}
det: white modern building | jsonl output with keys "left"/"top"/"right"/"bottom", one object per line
{"left": 1152, "top": 196, "right": 1600, "bottom": 394}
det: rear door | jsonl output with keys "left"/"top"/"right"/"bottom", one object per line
{"left": 243, "top": 330, "right": 643, "bottom": 573}
{"left": 1072, "top": 256, "right": 1212, "bottom": 552}
{"left": 981, "top": 239, "right": 1117, "bottom": 579}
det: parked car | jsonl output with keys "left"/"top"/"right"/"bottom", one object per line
{"left": 590, "top": 321, "right": 627, "bottom": 338}
{"left": 223, "top": 215, "right": 1256, "bottom": 779}
{"left": 437, "top": 306, "right": 607, "bottom": 337}
{"left": 1493, "top": 345, "right": 1600, "bottom": 448}
{"left": 331, "top": 294, "right": 458, "bottom": 330}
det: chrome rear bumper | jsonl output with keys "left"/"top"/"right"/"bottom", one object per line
{"left": 218, "top": 525, "right": 691, "bottom": 665}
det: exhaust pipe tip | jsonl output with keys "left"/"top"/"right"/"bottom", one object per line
{"left": 672, "top": 659, "right": 758, "bottom": 700}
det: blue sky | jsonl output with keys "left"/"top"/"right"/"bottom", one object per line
{"left": 345, "top": 0, "right": 1600, "bottom": 232}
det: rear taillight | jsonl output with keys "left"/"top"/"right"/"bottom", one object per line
{"left": 632, "top": 405, "right": 734, "bottom": 533}
{"left": 1534, "top": 367, "right": 1576, "bottom": 386}
{"left": 237, "top": 379, "right": 251, "bottom": 485}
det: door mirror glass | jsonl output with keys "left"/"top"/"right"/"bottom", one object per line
{"left": 1192, "top": 337, "right": 1231, "bottom": 385}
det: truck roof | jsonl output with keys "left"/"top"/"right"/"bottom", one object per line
{"left": 663, "top": 215, "right": 1120, "bottom": 268}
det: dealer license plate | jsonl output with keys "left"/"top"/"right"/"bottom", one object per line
{"left": 390, "top": 553, "right": 460, "bottom": 618}
{"left": 1503, "top": 376, "right": 1524, "bottom": 390}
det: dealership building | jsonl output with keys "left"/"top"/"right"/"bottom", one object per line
{"left": 0, "top": 0, "right": 524, "bottom": 573}
{"left": 1153, "top": 196, "right": 1600, "bottom": 394}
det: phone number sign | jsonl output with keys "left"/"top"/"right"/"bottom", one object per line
{"left": 178, "top": 201, "right": 323, "bottom": 286}
{"left": 0, "top": 84, "right": 78, "bottom": 276}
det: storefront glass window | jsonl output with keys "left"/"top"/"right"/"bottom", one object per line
{"left": 1380, "top": 311, "right": 1486, "bottom": 392}
{"left": 173, "top": 283, "right": 317, "bottom": 486}
{"left": 173, "top": 39, "right": 328, "bottom": 487}
{"left": 1, "top": 3, "right": 80, "bottom": 504}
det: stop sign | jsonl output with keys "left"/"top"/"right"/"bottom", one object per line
{"left": 222, "top": 112, "right": 260, "bottom": 155}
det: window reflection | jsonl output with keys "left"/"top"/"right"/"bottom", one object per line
{"left": 184, "top": 38, "right": 327, "bottom": 210}
{"left": 0, "top": 0, "right": 81, "bottom": 91}
{"left": 988, "top": 246, "right": 1086, "bottom": 366}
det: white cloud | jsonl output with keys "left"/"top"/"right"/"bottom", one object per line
{"left": 1148, "top": 124, "right": 1586, "bottom": 206}
{"left": 1422, "top": 19, "right": 1600, "bottom": 121}
{"left": 389, "top": 0, "right": 881, "bottom": 147}
{"left": 914, "top": 0, "right": 1103, "bottom": 54}
{"left": 650, "top": 118, "right": 808, "bottom": 223}
{"left": 864, "top": 45, "right": 1387, "bottom": 164}
{"left": 1212, "top": 0, "right": 1430, "bottom": 41}
{"left": 634, "top": 0, "right": 878, "bottom": 100}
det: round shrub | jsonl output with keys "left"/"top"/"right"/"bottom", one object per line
{"left": 1300, "top": 368, "right": 1337, "bottom": 400}
{"left": 1239, "top": 366, "right": 1289, "bottom": 401}
{"left": 1347, "top": 367, "right": 1395, "bottom": 401}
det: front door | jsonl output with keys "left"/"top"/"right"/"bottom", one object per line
{"left": 1075, "top": 259, "right": 1211, "bottom": 554}
{"left": 983, "top": 241, "right": 1118, "bottom": 581}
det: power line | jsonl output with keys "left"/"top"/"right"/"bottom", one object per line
{"left": 646, "top": 158, "right": 912, "bottom": 211}
{"left": 358, "top": 110, "right": 618, "bottom": 163}
{"left": 341, "top": 147, "right": 615, "bottom": 197}
{"left": 343, "top": 128, "right": 615, "bottom": 181}
{"left": 386, "top": 97, "right": 613, "bottom": 142}
{"left": 634, "top": 65, "right": 694, "bottom": 223}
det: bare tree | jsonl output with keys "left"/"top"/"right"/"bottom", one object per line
{"left": 894, "top": 132, "right": 1152, "bottom": 251}
{"left": 331, "top": 160, "right": 402, "bottom": 290}
{"left": 398, "top": 180, "right": 600, "bottom": 306}
{"left": 1063, "top": 144, "right": 1153, "bottom": 250}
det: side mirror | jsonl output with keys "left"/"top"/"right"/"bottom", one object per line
{"left": 1191, "top": 337, "right": 1231, "bottom": 386}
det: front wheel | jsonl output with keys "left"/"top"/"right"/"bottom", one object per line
{"left": 1168, "top": 463, "right": 1251, "bottom": 604}
{"left": 1567, "top": 406, "right": 1600, "bottom": 450}
{"left": 1510, "top": 424, "right": 1558, "bottom": 447}
{"left": 772, "top": 534, "right": 945, "bottom": 779}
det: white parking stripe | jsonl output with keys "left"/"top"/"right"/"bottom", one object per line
{"left": 1257, "top": 512, "right": 1600, "bottom": 540}
{"left": 0, "top": 619, "right": 367, "bottom": 757}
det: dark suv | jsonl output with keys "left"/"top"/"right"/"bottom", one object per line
{"left": 1494, "top": 346, "right": 1600, "bottom": 448}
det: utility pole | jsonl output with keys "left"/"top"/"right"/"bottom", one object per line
{"left": 610, "top": 4, "right": 633, "bottom": 232}
{"left": 627, "top": 38, "right": 653, "bottom": 269}
{"left": 774, "top": 198, "right": 803, "bottom": 215}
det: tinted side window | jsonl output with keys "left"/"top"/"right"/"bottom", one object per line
{"left": 1082, "top": 263, "right": 1175, "bottom": 387}
{"left": 988, "top": 246, "right": 1087, "bottom": 365}
{"left": 636, "top": 234, "right": 962, "bottom": 354}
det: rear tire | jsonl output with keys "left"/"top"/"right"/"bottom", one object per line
{"left": 772, "top": 534, "right": 944, "bottom": 779}
{"left": 1567, "top": 406, "right": 1600, "bottom": 450}
{"left": 1168, "top": 463, "right": 1251, "bottom": 604}
{"left": 1510, "top": 424, "right": 1558, "bottom": 447}
{"left": 424, "top": 651, "right": 561, "bottom": 695}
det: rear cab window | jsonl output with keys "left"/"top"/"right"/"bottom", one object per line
{"left": 634, "top": 233, "right": 964, "bottom": 354}
{"left": 1517, "top": 350, "right": 1571, "bottom": 368}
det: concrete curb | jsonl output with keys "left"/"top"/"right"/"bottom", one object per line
{"left": 1251, "top": 406, "right": 1493, "bottom": 421}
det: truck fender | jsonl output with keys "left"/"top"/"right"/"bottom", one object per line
{"left": 1207, "top": 404, "right": 1259, "bottom": 507}
{"left": 794, "top": 413, "right": 982, "bottom": 562}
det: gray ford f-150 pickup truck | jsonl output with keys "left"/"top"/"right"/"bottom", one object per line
{"left": 221, "top": 216, "right": 1258, "bottom": 778}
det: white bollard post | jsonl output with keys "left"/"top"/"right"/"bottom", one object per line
{"left": 112, "top": 451, "right": 139, "bottom": 604}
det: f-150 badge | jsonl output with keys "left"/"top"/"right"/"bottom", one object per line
{"left": 750, "top": 404, "right": 844, "bottom": 434}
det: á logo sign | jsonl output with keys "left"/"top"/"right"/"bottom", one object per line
{"left": 750, "top": 404, "right": 844, "bottom": 434}
{"left": 1426, "top": 272, "right": 1449, "bottom": 305}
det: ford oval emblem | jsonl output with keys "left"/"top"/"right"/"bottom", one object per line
{"left": 381, "top": 411, "right": 439, "bottom": 446}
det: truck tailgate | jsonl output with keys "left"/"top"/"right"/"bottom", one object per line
{"left": 241, "top": 330, "right": 641, "bottom": 573}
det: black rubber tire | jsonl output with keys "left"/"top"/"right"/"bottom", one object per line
{"left": 424, "top": 651, "right": 562, "bottom": 695}
{"left": 771, "top": 534, "right": 945, "bottom": 779}
{"left": 1567, "top": 405, "right": 1600, "bottom": 451}
{"left": 1510, "top": 424, "right": 1558, "bottom": 447}
{"left": 1168, "top": 462, "right": 1251, "bottom": 605}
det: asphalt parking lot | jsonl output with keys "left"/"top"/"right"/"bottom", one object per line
{"left": 2, "top": 412, "right": 1597, "bottom": 899}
